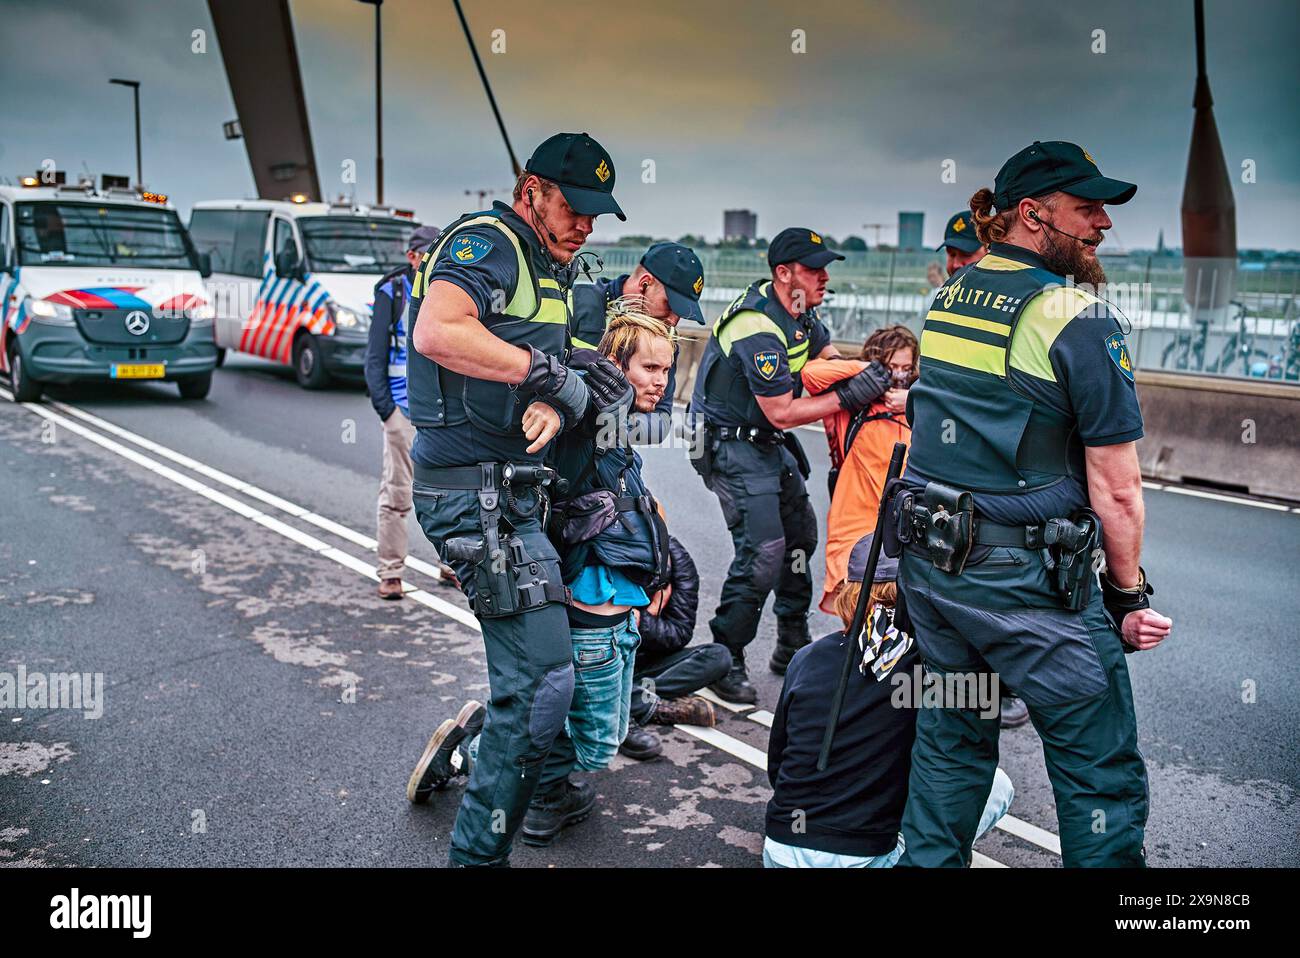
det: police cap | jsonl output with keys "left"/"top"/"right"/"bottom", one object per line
{"left": 768, "top": 227, "right": 846, "bottom": 269}
{"left": 524, "top": 132, "right": 626, "bottom": 221}
{"left": 993, "top": 141, "right": 1137, "bottom": 210}
{"left": 936, "top": 211, "right": 981, "bottom": 254}
{"left": 641, "top": 242, "right": 706, "bottom": 324}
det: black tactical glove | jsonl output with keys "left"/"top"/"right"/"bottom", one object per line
{"left": 568, "top": 349, "right": 633, "bottom": 410}
{"left": 834, "top": 360, "right": 892, "bottom": 412}
{"left": 516, "top": 346, "right": 590, "bottom": 425}
{"left": 1100, "top": 567, "right": 1154, "bottom": 653}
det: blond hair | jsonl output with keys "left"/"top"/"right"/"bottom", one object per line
{"left": 970, "top": 188, "right": 1058, "bottom": 247}
{"left": 833, "top": 580, "right": 898, "bottom": 629}
{"left": 598, "top": 297, "right": 676, "bottom": 367}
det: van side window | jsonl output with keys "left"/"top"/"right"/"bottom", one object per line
{"left": 189, "top": 209, "right": 270, "bottom": 278}
{"left": 0, "top": 205, "right": 9, "bottom": 271}
{"left": 273, "top": 218, "right": 299, "bottom": 265}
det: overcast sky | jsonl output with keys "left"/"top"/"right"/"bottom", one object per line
{"left": 2, "top": 0, "right": 1297, "bottom": 250}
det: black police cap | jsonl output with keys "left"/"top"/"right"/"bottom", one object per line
{"left": 993, "top": 141, "right": 1137, "bottom": 211}
{"left": 768, "top": 227, "right": 845, "bottom": 269}
{"left": 936, "top": 211, "right": 981, "bottom": 254}
{"left": 524, "top": 132, "right": 625, "bottom": 221}
{"left": 641, "top": 242, "right": 706, "bottom": 324}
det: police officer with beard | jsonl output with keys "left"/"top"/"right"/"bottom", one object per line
{"left": 690, "top": 228, "right": 893, "bottom": 702}
{"left": 405, "top": 132, "right": 626, "bottom": 867}
{"left": 893, "top": 141, "right": 1172, "bottom": 867}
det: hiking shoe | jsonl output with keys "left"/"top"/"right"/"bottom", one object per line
{"left": 650, "top": 695, "right": 716, "bottom": 727}
{"left": 520, "top": 778, "right": 597, "bottom": 847}
{"left": 406, "top": 700, "right": 485, "bottom": 804}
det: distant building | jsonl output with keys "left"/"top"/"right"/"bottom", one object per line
{"left": 724, "top": 209, "right": 757, "bottom": 242}
{"left": 898, "top": 211, "right": 924, "bottom": 252}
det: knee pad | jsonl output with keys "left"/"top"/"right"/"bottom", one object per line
{"left": 527, "top": 662, "right": 575, "bottom": 754}
{"left": 751, "top": 538, "right": 786, "bottom": 592}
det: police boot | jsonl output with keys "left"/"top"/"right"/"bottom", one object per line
{"left": 520, "top": 777, "right": 597, "bottom": 847}
{"left": 710, "top": 648, "right": 758, "bottom": 705}
{"left": 769, "top": 618, "right": 812, "bottom": 676}
{"left": 618, "top": 722, "right": 663, "bottom": 761}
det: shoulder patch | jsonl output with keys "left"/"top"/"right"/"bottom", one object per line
{"left": 1105, "top": 332, "right": 1134, "bottom": 382}
{"left": 448, "top": 234, "right": 495, "bottom": 265}
{"left": 753, "top": 350, "right": 780, "bottom": 380}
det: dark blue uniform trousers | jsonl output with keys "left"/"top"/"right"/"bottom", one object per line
{"left": 896, "top": 546, "right": 1149, "bottom": 867}
{"left": 413, "top": 485, "right": 575, "bottom": 866}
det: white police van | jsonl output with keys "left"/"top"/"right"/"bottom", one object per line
{"left": 1, "top": 174, "right": 218, "bottom": 402}
{"left": 189, "top": 199, "right": 420, "bottom": 388}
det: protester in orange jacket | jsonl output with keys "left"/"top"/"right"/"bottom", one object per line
{"left": 801, "top": 325, "right": 917, "bottom": 615}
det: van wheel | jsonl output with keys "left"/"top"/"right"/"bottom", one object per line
{"left": 7, "top": 343, "right": 43, "bottom": 403}
{"left": 177, "top": 372, "right": 212, "bottom": 400}
{"left": 214, "top": 347, "right": 226, "bottom": 368}
{"left": 293, "top": 333, "right": 331, "bottom": 389}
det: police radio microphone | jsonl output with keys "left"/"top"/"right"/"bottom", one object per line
{"left": 528, "top": 188, "right": 559, "bottom": 244}
{"left": 1029, "top": 209, "right": 1100, "bottom": 247}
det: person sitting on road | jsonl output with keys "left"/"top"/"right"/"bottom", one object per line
{"left": 619, "top": 534, "right": 732, "bottom": 761}
{"left": 763, "top": 532, "right": 1015, "bottom": 867}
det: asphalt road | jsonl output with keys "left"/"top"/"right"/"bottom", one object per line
{"left": 2, "top": 352, "right": 1298, "bottom": 868}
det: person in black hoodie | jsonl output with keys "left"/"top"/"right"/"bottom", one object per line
{"left": 764, "top": 532, "right": 1015, "bottom": 867}
{"left": 619, "top": 535, "right": 733, "bottom": 760}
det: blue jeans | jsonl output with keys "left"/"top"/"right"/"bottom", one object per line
{"left": 763, "top": 767, "right": 1015, "bottom": 868}
{"left": 471, "top": 613, "right": 641, "bottom": 789}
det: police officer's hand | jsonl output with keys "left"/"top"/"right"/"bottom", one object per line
{"left": 884, "top": 387, "right": 908, "bottom": 413}
{"left": 522, "top": 401, "right": 563, "bottom": 454}
{"left": 569, "top": 349, "right": 634, "bottom": 411}
{"left": 517, "top": 345, "right": 590, "bottom": 423}
{"left": 1120, "top": 608, "right": 1173, "bottom": 652}
{"left": 835, "top": 360, "right": 893, "bottom": 411}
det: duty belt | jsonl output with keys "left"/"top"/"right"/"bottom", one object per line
{"left": 711, "top": 424, "right": 787, "bottom": 445}
{"left": 414, "top": 462, "right": 567, "bottom": 494}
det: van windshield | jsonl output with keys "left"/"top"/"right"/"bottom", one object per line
{"left": 299, "top": 217, "right": 414, "bottom": 274}
{"left": 15, "top": 201, "right": 198, "bottom": 270}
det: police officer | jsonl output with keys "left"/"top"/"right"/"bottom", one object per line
{"left": 406, "top": 132, "right": 624, "bottom": 867}
{"left": 568, "top": 241, "right": 705, "bottom": 442}
{"left": 895, "top": 141, "right": 1173, "bottom": 867}
{"left": 936, "top": 210, "right": 986, "bottom": 278}
{"left": 690, "top": 228, "right": 894, "bottom": 702}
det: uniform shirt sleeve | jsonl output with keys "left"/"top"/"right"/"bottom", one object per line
{"left": 731, "top": 329, "right": 795, "bottom": 398}
{"left": 423, "top": 227, "right": 519, "bottom": 320}
{"left": 1049, "top": 309, "right": 1144, "bottom": 446}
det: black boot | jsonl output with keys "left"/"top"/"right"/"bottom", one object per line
{"left": 1000, "top": 694, "right": 1030, "bottom": 729}
{"left": 710, "top": 649, "right": 758, "bottom": 705}
{"left": 619, "top": 723, "right": 662, "bottom": 761}
{"left": 520, "top": 777, "right": 597, "bottom": 847}
{"left": 769, "top": 618, "right": 812, "bottom": 676}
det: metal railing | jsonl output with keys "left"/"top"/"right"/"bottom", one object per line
{"left": 586, "top": 246, "right": 1300, "bottom": 383}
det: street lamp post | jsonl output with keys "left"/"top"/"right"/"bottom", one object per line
{"left": 356, "top": 0, "right": 384, "bottom": 206}
{"left": 108, "top": 78, "right": 142, "bottom": 187}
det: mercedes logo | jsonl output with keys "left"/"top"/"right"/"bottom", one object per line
{"left": 124, "top": 310, "right": 150, "bottom": 336}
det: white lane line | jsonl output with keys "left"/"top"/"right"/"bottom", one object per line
{"left": 994, "top": 812, "right": 1062, "bottom": 856}
{"left": 39, "top": 396, "right": 443, "bottom": 577}
{"left": 673, "top": 724, "right": 770, "bottom": 769}
{"left": 747, "top": 709, "right": 775, "bottom": 729}
{"left": 1159, "top": 485, "right": 1293, "bottom": 511}
{"left": 1141, "top": 481, "right": 1164, "bottom": 491}
{"left": 8, "top": 391, "right": 1041, "bottom": 862}
{"left": 971, "top": 851, "right": 1007, "bottom": 869}
{"left": 696, "top": 686, "right": 754, "bottom": 714}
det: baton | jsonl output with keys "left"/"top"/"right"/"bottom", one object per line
{"left": 816, "top": 441, "right": 907, "bottom": 771}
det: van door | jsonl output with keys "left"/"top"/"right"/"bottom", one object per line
{"left": 0, "top": 202, "right": 14, "bottom": 371}
{"left": 190, "top": 207, "right": 270, "bottom": 354}
{"left": 247, "top": 215, "right": 307, "bottom": 364}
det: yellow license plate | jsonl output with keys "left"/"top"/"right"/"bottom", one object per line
{"left": 111, "top": 363, "right": 165, "bottom": 379}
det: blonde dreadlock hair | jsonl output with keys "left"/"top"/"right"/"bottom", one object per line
{"left": 597, "top": 297, "right": 676, "bottom": 367}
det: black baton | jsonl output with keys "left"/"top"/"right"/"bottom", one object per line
{"left": 816, "top": 441, "right": 908, "bottom": 771}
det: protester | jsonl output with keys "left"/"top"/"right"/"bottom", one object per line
{"left": 801, "top": 325, "right": 916, "bottom": 616}
{"left": 620, "top": 534, "right": 731, "bottom": 760}
{"left": 364, "top": 224, "right": 442, "bottom": 599}
{"left": 764, "top": 532, "right": 1015, "bottom": 867}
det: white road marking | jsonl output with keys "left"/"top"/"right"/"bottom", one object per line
{"left": 971, "top": 851, "right": 1007, "bottom": 869}
{"left": 5, "top": 388, "right": 1065, "bottom": 865}
{"left": 696, "top": 686, "right": 755, "bottom": 714}
{"left": 747, "top": 709, "right": 775, "bottom": 728}
{"left": 1159, "top": 485, "right": 1293, "bottom": 511}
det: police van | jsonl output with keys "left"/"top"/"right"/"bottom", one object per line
{"left": 189, "top": 199, "right": 420, "bottom": 389}
{"left": 1, "top": 174, "right": 218, "bottom": 403}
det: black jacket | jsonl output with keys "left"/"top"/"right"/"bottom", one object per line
{"left": 765, "top": 630, "right": 920, "bottom": 857}
{"left": 636, "top": 535, "right": 699, "bottom": 660}
{"left": 364, "top": 264, "right": 411, "bottom": 421}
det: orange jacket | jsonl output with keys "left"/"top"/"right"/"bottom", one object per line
{"left": 801, "top": 358, "right": 911, "bottom": 614}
